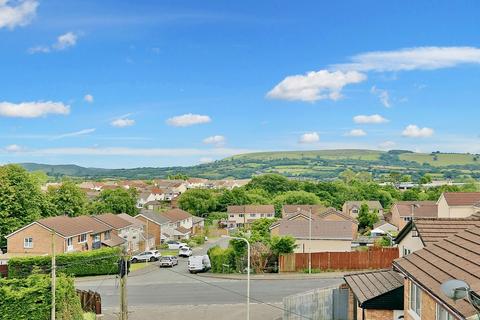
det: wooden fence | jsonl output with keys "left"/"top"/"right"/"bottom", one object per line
{"left": 77, "top": 289, "right": 102, "bottom": 315}
{"left": 279, "top": 248, "right": 399, "bottom": 272}
{"left": 0, "top": 265, "right": 7, "bottom": 278}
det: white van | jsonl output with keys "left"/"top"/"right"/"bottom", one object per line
{"left": 188, "top": 255, "right": 211, "bottom": 274}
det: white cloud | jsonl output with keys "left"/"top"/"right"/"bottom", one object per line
{"left": 84, "top": 94, "right": 94, "bottom": 103}
{"left": 166, "top": 113, "right": 211, "bottom": 127}
{"left": 29, "top": 31, "right": 78, "bottom": 54}
{"left": 334, "top": 46, "right": 480, "bottom": 72}
{"left": 0, "top": 101, "right": 70, "bottom": 118}
{"left": 345, "top": 129, "right": 367, "bottom": 137}
{"left": 370, "top": 86, "right": 391, "bottom": 107}
{"left": 203, "top": 135, "right": 226, "bottom": 147}
{"left": 402, "top": 125, "right": 434, "bottom": 138}
{"left": 199, "top": 157, "right": 214, "bottom": 164}
{"left": 353, "top": 114, "right": 389, "bottom": 124}
{"left": 111, "top": 118, "right": 135, "bottom": 128}
{"left": 4, "top": 144, "right": 23, "bottom": 152}
{"left": 0, "top": 0, "right": 38, "bottom": 30}
{"left": 53, "top": 128, "right": 95, "bottom": 140}
{"left": 267, "top": 70, "right": 366, "bottom": 102}
{"left": 378, "top": 141, "right": 396, "bottom": 150}
{"left": 299, "top": 132, "right": 320, "bottom": 144}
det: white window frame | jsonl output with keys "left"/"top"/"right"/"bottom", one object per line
{"left": 66, "top": 237, "right": 74, "bottom": 251}
{"left": 93, "top": 233, "right": 101, "bottom": 242}
{"left": 403, "top": 247, "right": 412, "bottom": 256}
{"left": 78, "top": 233, "right": 87, "bottom": 243}
{"left": 409, "top": 281, "right": 422, "bottom": 319}
{"left": 104, "top": 231, "right": 110, "bottom": 240}
{"left": 24, "top": 237, "right": 33, "bottom": 248}
{"left": 436, "top": 304, "right": 454, "bottom": 320}
{"left": 250, "top": 213, "right": 256, "bottom": 218}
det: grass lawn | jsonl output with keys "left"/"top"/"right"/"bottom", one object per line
{"left": 83, "top": 313, "right": 96, "bottom": 320}
{"left": 159, "top": 249, "right": 178, "bottom": 256}
{"left": 129, "top": 261, "right": 153, "bottom": 272}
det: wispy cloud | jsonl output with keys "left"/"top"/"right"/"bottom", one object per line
{"left": 370, "top": 86, "right": 391, "bottom": 107}
{"left": 29, "top": 32, "right": 79, "bottom": 54}
{"left": 299, "top": 132, "right": 320, "bottom": 144}
{"left": 345, "top": 129, "right": 367, "bottom": 137}
{"left": 166, "top": 113, "right": 211, "bottom": 127}
{"left": 52, "top": 128, "right": 96, "bottom": 140}
{"left": 84, "top": 94, "right": 94, "bottom": 103}
{"left": 0, "top": 101, "right": 70, "bottom": 118}
{"left": 0, "top": 0, "right": 38, "bottom": 30}
{"left": 4, "top": 144, "right": 23, "bottom": 152}
{"left": 203, "top": 135, "right": 226, "bottom": 147}
{"left": 353, "top": 114, "right": 389, "bottom": 124}
{"left": 402, "top": 125, "right": 434, "bottom": 138}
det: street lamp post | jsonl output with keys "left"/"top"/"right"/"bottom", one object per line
{"left": 222, "top": 235, "right": 251, "bottom": 320}
{"left": 309, "top": 209, "right": 312, "bottom": 274}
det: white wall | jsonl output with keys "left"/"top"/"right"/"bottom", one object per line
{"left": 398, "top": 231, "right": 424, "bottom": 257}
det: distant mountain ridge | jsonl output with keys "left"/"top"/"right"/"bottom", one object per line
{"left": 18, "top": 149, "right": 480, "bottom": 180}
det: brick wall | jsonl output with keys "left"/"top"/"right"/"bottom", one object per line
{"left": 7, "top": 223, "right": 65, "bottom": 254}
{"left": 403, "top": 278, "right": 437, "bottom": 320}
{"left": 136, "top": 216, "right": 161, "bottom": 246}
{"left": 364, "top": 309, "right": 394, "bottom": 320}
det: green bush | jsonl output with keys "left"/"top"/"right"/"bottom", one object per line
{"left": 0, "top": 274, "right": 83, "bottom": 320}
{"left": 207, "top": 245, "right": 236, "bottom": 273}
{"left": 190, "top": 235, "right": 206, "bottom": 245}
{"left": 8, "top": 247, "right": 121, "bottom": 278}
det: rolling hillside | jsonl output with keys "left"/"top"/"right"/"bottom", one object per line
{"left": 19, "top": 149, "right": 480, "bottom": 181}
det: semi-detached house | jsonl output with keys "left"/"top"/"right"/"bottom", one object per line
{"left": 226, "top": 205, "right": 275, "bottom": 228}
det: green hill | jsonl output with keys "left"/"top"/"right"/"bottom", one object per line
{"left": 18, "top": 149, "right": 480, "bottom": 181}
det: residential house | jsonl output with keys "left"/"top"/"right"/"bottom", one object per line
{"left": 344, "top": 270, "right": 405, "bottom": 320}
{"left": 342, "top": 201, "right": 384, "bottom": 219}
{"left": 192, "top": 216, "right": 205, "bottom": 235}
{"left": 160, "top": 208, "right": 194, "bottom": 240}
{"left": 393, "top": 225, "right": 480, "bottom": 320}
{"left": 226, "top": 205, "right": 275, "bottom": 228}
{"left": 92, "top": 213, "right": 141, "bottom": 252}
{"left": 390, "top": 201, "right": 438, "bottom": 230}
{"left": 154, "top": 179, "right": 187, "bottom": 194}
{"left": 186, "top": 177, "right": 209, "bottom": 189}
{"left": 5, "top": 215, "right": 124, "bottom": 255}
{"left": 282, "top": 204, "right": 327, "bottom": 219}
{"left": 437, "top": 192, "right": 480, "bottom": 218}
{"left": 270, "top": 219, "right": 354, "bottom": 253}
{"left": 395, "top": 214, "right": 480, "bottom": 257}
{"left": 371, "top": 221, "right": 398, "bottom": 237}
{"left": 135, "top": 209, "right": 171, "bottom": 246}
{"left": 143, "top": 200, "right": 163, "bottom": 211}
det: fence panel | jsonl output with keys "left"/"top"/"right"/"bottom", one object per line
{"left": 76, "top": 289, "right": 102, "bottom": 315}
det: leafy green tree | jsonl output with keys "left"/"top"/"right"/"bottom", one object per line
{"left": 46, "top": 180, "right": 87, "bottom": 217}
{"left": 246, "top": 174, "right": 294, "bottom": 195}
{"left": 340, "top": 169, "right": 356, "bottom": 184}
{"left": 88, "top": 188, "right": 138, "bottom": 216}
{"left": 217, "top": 188, "right": 251, "bottom": 211}
{"left": 0, "top": 165, "right": 45, "bottom": 246}
{"left": 272, "top": 190, "right": 322, "bottom": 216}
{"left": 167, "top": 173, "right": 189, "bottom": 180}
{"left": 402, "top": 189, "right": 421, "bottom": 201}
{"left": 270, "top": 235, "right": 297, "bottom": 255}
{"left": 419, "top": 174, "right": 432, "bottom": 185}
{"left": 250, "top": 218, "right": 276, "bottom": 242}
{"left": 178, "top": 189, "right": 218, "bottom": 216}
{"left": 357, "top": 203, "right": 379, "bottom": 230}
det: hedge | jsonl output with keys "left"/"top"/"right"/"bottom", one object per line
{"left": 207, "top": 245, "right": 236, "bottom": 273}
{"left": 0, "top": 274, "right": 83, "bottom": 320}
{"left": 8, "top": 247, "right": 121, "bottom": 278}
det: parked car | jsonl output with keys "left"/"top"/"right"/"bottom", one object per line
{"left": 167, "top": 241, "right": 187, "bottom": 250}
{"left": 131, "top": 250, "right": 161, "bottom": 263}
{"left": 178, "top": 246, "right": 193, "bottom": 257}
{"left": 159, "top": 255, "right": 178, "bottom": 267}
{"left": 188, "top": 255, "right": 211, "bottom": 274}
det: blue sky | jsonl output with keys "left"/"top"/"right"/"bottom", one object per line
{"left": 1, "top": 0, "right": 479, "bottom": 168}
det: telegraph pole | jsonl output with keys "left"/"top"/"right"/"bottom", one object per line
{"left": 51, "top": 230, "right": 56, "bottom": 320}
{"left": 119, "top": 249, "right": 129, "bottom": 320}
{"left": 308, "top": 209, "right": 312, "bottom": 274}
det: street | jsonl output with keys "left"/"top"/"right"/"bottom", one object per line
{"left": 76, "top": 238, "right": 343, "bottom": 319}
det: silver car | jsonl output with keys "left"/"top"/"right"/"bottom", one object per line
{"left": 159, "top": 255, "right": 178, "bottom": 267}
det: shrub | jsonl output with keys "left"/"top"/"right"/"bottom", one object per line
{"left": 8, "top": 247, "right": 121, "bottom": 278}
{"left": 207, "top": 245, "right": 236, "bottom": 273}
{"left": 190, "top": 235, "right": 206, "bottom": 245}
{"left": 0, "top": 274, "right": 83, "bottom": 320}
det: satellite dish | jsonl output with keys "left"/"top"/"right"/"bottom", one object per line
{"left": 441, "top": 279, "right": 470, "bottom": 301}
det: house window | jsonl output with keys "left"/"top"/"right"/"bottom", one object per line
{"left": 403, "top": 247, "right": 412, "bottom": 256}
{"left": 409, "top": 282, "right": 422, "bottom": 318}
{"left": 352, "top": 209, "right": 358, "bottom": 214}
{"left": 177, "top": 222, "right": 180, "bottom": 227}
{"left": 250, "top": 214, "right": 256, "bottom": 218}
{"left": 267, "top": 214, "right": 273, "bottom": 217}
{"left": 404, "top": 216, "right": 413, "bottom": 222}
{"left": 436, "top": 304, "right": 454, "bottom": 320}
{"left": 239, "top": 214, "right": 244, "bottom": 217}
{"left": 67, "top": 237, "right": 73, "bottom": 249}
{"left": 78, "top": 233, "right": 87, "bottom": 243}
{"left": 24, "top": 237, "right": 33, "bottom": 248}
{"left": 229, "top": 214, "right": 234, "bottom": 218}
{"left": 261, "top": 214, "right": 265, "bottom": 218}
{"left": 104, "top": 231, "right": 111, "bottom": 240}
{"left": 93, "top": 234, "right": 101, "bottom": 242}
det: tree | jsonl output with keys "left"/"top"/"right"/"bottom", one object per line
{"left": 357, "top": 203, "right": 379, "bottom": 230}
{"left": 419, "top": 174, "right": 432, "bottom": 185}
{"left": 0, "top": 165, "right": 45, "bottom": 246}
{"left": 217, "top": 188, "right": 251, "bottom": 212}
{"left": 340, "top": 169, "right": 357, "bottom": 184}
{"left": 401, "top": 175, "right": 412, "bottom": 182}
{"left": 46, "top": 180, "right": 87, "bottom": 217}
{"left": 178, "top": 189, "right": 218, "bottom": 216}
{"left": 167, "top": 173, "right": 188, "bottom": 180}
{"left": 270, "top": 235, "right": 296, "bottom": 256}
{"left": 272, "top": 191, "right": 322, "bottom": 216}
{"left": 246, "top": 174, "right": 294, "bottom": 195}
{"left": 88, "top": 188, "right": 138, "bottom": 216}
{"left": 250, "top": 218, "right": 276, "bottom": 243}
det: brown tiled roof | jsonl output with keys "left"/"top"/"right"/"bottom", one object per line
{"left": 282, "top": 205, "right": 327, "bottom": 218}
{"left": 392, "top": 201, "right": 437, "bottom": 218}
{"left": 93, "top": 213, "right": 133, "bottom": 230}
{"left": 344, "top": 201, "right": 383, "bottom": 210}
{"left": 37, "top": 216, "right": 93, "bottom": 238}
{"left": 101, "top": 234, "right": 126, "bottom": 247}
{"left": 344, "top": 270, "right": 403, "bottom": 305}
{"left": 118, "top": 213, "right": 145, "bottom": 228}
{"left": 318, "top": 208, "right": 358, "bottom": 223}
{"left": 442, "top": 192, "right": 480, "bottom": 206}
{"left": 73, "top": 216, "right": 111, "bottom": 234}
{"left": 393, "top": 225, "right": 480, "bottom": 319}
{"left": 276, "top": 220, "right": 353, "bottom": 240}
{"left": 227, "top": 205, "right": 275, "bottom": 214}
{"left": 161, "top": 208, "right": 192, "bottom": 222}
{"left": 413, "top": 218, "right": 480, "bottom": 246}
{"left": 175, "top": 226, "right": 191, "bottom": 234}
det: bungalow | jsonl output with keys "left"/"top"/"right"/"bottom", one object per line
{"left": 343, "top": 201, "right": 384, "bottom": 219}
{"left": 393, "top": 225, "right": 480, "bottom": 320}
{"left": 92, "top": 213, "right": 141, "bottom": 252}
{"left": 344, "top": 270, "right": 405, "bottom": 320}
{"left": 437, "top": 192, "right": 480, "bottom": 218}
{"left": 226, "top": 205, "right": 275, "bottom": 228}
{"left": 390, "top": 201, "right": 438, "bottom": 230}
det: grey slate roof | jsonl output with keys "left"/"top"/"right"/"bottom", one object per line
{"left": 344, "top": 270, "right": 403, "bottom": 305}
{"left": 136, "top": 209, "right": 171, "bottom": 225}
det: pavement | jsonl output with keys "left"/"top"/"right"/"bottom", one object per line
{"left": 76, "top": 237, "right": 344, "bottom": 319}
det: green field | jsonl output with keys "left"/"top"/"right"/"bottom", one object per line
{"left": 399, "top": 153, "right": 480, "bottom": 166}
{"left": 230, "top": 149, "right": 382, "bottom": 161}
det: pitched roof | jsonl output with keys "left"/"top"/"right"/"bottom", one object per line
{"left": 344, "top": 201, "right": 383, "bottom": 210}
{"left": 344, "top": 270, "right": 403, "bottom": 306}
{"left": 393, "top": 225, "right": 480, "bottom": 319}
{"left": 227, "top": 205, "right": 275, "bottom": 214}
{"left": 37, "top": 216, "right": 93, "bottom": 237}
{"left": 192, "top": 216, "right": 204, "bottom": 224}
{"left": 282, "top": 204, "right": 327, "bottom": 217}
{"left": 93, "top": 213, "right": 133, "bottom": 230}
{"left": 101, "top": 233, "right": 126, "bottom": 247}
{"left": 118, "top": 213, "right": 145, "bottom": 228}
{"left": 161, "top": 208, "right": 192, "bottom": 222}
{"left": 175, "top": 226, "right": 191, "bottom": 234}
{"left": 275, "top": 220, "right": 353, "bottom": 240}
{"left": 391, "top": 201, "right": 438, "bottom": 218}
{"left": 318, "top": 208, "right": 358, "bottom": 223}
{"left": 73, "top": 216, "right": 111, "bottom": 234}
{"left": 136, "top": 209, "right": 171, "bottom": 225}
{"left": 442, "top": 192, "right": 480, "bottom": 206}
